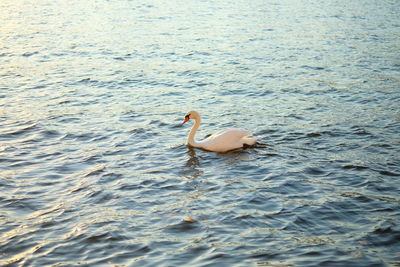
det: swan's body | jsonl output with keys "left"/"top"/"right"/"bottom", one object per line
{"left": 182, "top": 110, "right": 257, "bottom": 152}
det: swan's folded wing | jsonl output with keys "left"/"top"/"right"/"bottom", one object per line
{"left": 200, "top": 128, "right": 255, "bottom": 152}
{"left": 207, "top": 128, "right": 252, "bottom": 140}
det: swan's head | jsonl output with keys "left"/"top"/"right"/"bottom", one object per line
{"left": 182, "top": 110, "right": 200, "bottom": 125}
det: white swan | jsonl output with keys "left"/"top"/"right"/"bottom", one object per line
{"left": 182, "top": 110, "right": 258, "bottom": 152}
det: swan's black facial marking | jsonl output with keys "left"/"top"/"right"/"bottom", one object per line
{"left": 185, "top": 114, "right": 190, "bottom": 119}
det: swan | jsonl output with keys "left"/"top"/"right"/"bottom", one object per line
{"left": 181, "top": 110, "right": 258, "bottom": 152}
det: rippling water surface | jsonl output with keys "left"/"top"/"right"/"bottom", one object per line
{"left": 1, "top": 0, "right": 400, "bottom": 266}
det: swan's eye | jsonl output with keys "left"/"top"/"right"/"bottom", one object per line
{"left": 185, "top": 114, "right": 190, "bottom": 119}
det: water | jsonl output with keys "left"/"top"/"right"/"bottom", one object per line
{"left": 1, "top": 0, "right": 399, "bottom": 266}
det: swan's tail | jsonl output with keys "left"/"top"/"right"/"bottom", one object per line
{"left": 241, "top": 136, "right": 258, "bottom": 146}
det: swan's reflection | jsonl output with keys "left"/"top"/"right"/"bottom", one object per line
{"left": 182, "top": 147, "right": 203, "bottom": 179}
{"left": 185, "top": 147, "right": 199, "bottom": 168}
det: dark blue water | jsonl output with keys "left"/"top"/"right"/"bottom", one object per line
{"left": 1, "top": 0, "right": 399, "bottom": 266}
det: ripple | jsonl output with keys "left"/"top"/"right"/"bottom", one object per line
{"left": 342, "top": 164, "right": 368, "bottom": 170}
{"left": 304, "top": 166, "right": 327, "bottom": 176}
{"left": 0, "top": 123, "right": 38, "bottom": 139}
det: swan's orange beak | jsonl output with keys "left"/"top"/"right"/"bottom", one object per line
{"left": 182, "top": 117, "right": 189, "bottom": 125}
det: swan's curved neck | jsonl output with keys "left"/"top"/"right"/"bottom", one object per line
{"left": 188, "top": 117, "right": 201, "bottom": 147}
